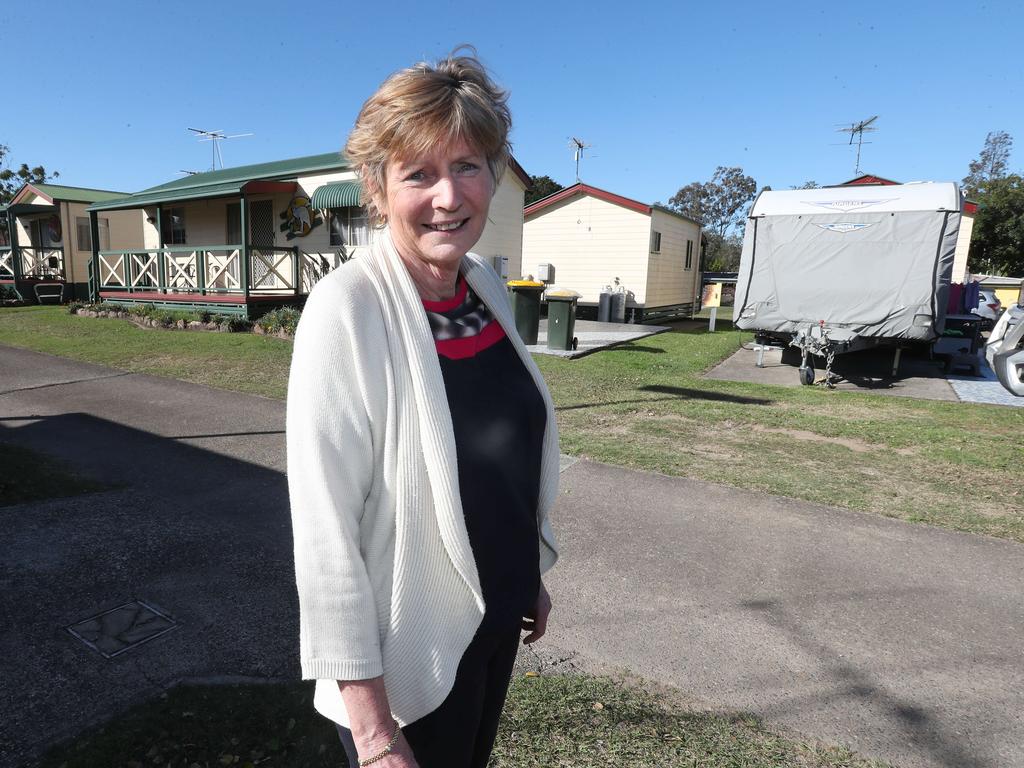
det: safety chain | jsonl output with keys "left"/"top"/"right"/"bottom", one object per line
{"left": 817, "top": 344, "right": 838, "bottom": 388}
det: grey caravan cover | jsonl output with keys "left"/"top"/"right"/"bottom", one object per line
{"left": 733, "top": 182, "right": 961, "bottom": 343}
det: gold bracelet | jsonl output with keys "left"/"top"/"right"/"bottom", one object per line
{"left": 358, "top": 720, "right": 401, "bottom": 766}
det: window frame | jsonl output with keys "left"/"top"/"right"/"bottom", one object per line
{"left": 329, "top": 206, "right": 370, "bottom": 248}
{"left": 650, "top": 230, "right": 662, "bottom": 254}
{"left": 685, "top": 239, "right": 693, "bottom": 270}
{"left": 162, "top": 207, "right": 187, "bottom": 245}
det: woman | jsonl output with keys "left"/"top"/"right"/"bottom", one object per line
{"left": 287, "top": 50, "right": 559, "bottom": 768}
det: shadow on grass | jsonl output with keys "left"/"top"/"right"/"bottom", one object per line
{"left": 556, "top": 385, "right": 773, "bottom": 413}
{"left": 607, "top": 344, "right": 667, "bottom": 354}
{"left": 640, "top": 384, "right": 773, "bottom": 405}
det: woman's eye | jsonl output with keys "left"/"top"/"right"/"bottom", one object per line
{"left": 405, "top": 170, "right": 425, "bottom": 182}
{"left": 459, "top": 162, "right": 479, "bottom": 173}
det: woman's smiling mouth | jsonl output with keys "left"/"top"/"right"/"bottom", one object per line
{"left": 426, "top": 219, "right": 468, "bottom": 232}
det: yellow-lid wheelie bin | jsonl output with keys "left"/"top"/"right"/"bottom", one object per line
{"left": 507, "top": 279, "right": 545, "bottom": 345}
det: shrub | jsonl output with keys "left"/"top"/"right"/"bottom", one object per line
{"left": 258, "top": 307, "right": 302, "bottom": 336}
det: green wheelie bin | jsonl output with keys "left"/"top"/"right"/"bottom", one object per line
{"left": 544, "top": 288, "right": 581, "bottom": 351}
{"left": 507, "top": 279, "right": 545, "bottom": 345}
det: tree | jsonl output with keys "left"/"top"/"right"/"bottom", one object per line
{"left": 524, "top": 174, "right": 563, "bottom": 206}
{"left": 969, "top": 174, "right": 1024, "bottom": 276}
{"left": 791, "top": 180, "right": 820, "bottom": 189}
{"left": 0, "top": 143, "right": 59, "bottom": 204}
{"left": 668, "top": 166, "right": 756, "bottom": 271}
{"left": 962, "top": 131, "right": 1013, "bottom": 198}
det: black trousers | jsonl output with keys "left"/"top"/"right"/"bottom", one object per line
{"left": 336, "top": 627, "right": 520, "bottom": 768}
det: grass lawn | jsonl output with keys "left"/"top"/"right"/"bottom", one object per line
{"left": 0, "top": 305, "right": 292, "bottom": 399}
{"left": 0, "top": 441, "right": 107, "bottom": 506}
{"left": 2, "top": 306, "right": 1022, "bottom": 541}
{"left": 32, "top": 675, "right": 891, "bottom": 768}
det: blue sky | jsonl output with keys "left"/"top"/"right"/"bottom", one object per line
{"left": 3, "top": 0, "right": 1020, "bottom": 203}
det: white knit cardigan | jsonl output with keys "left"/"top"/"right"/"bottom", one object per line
{"left": 286, "top": 230, "right": 560, "bottom": 728}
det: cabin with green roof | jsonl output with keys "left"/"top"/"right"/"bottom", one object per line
{"left": 83, "top": 151, "right": 532, "bottom": 317}
{"left": 1, "top": 183, "right": 143, "bottom": 302}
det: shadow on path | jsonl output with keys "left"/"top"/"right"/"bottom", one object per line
{"left": 740, "top": 598, "right": 984, "bottom": 768}
{"left": 0, "top": 412, "right": 297, "bottom": 768}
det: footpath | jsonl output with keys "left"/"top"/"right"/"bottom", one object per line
{"left": 2, "top": 344, "right": 1022, "bottom": 768}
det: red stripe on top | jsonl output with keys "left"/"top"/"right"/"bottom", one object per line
{"left": 435, "top": 319, "right": 507, "bottom": 360}
{"left": 421, "top": 276, "right": 468, "bottom": 313}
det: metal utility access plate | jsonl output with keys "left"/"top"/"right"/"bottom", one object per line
{"left": 67, "top": 600, "right": 178, "bottom": 658}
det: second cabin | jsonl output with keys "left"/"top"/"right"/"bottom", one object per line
{"left": 523, "top": 183, "right": 703, "bottom": 322}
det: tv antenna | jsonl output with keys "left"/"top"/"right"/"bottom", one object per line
{"left": 187, "top": 127, "right": 254, "bottom": 170}
{"left": 835, "top": 115, "right": 878, "bottom": 174}
{"left": 569, "top": 137, "right": 592, "bottom": 182}
{"left": 178, "top": 169, "right": 201, "bottom": 176}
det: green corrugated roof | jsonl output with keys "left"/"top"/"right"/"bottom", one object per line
{"left": 310, "top": 181, "right": 362, "bottom": 209}
{"left": 89, "top": 152, "right": 349, "bottom": 211}
{"left": 28, "top": 184, "right": 129, "bottom": 204}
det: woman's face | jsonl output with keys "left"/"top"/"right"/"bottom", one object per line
{"left": 377, "top": 139, "right": 494, "bottom": 273}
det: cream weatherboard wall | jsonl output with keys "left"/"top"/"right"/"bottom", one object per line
{"left": 523, "top": 194, "right": 652, "bottom": 304}
{"left": 472, "top": 172, "right": 526, "bottom": 278}
{"left": 63, "top": 202, "right": 143, "bottom": 287}
{"left": 951, "top": 210, "right": 975, "bottom": 283}
{"left": 645, "top": 208, "right": 701, "bottom": 309}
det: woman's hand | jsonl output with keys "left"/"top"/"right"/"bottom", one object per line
{"left": 355, "top": 728, "right": 418, "bottom": 767}
{"left": 339, "top": 677, "right": 419, "bottom": 767}
{"left": 522, "top": 579, "right": 552, "bottom": 644}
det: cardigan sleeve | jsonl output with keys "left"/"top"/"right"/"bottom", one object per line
{"left": 287, "top": 275, "right": 386, "bottom": 681}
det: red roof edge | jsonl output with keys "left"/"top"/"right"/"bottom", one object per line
{"left": 525, "top": 182, "right": 650, "bottom": 217}
{"left": 242, "top": 180, "right": 297, "bottom": 195}
{"left": 507, "top": 155, "right": 531, "bottom": 188}
{"left": 11, "top": 183, "right": 54, "bottom": 206}
{"left": 840, "top": 173, "right": 901, "bottom": 186}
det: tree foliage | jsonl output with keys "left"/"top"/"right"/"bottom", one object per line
{"left": 962, "top": 131, "right": 1012, "bottom": 198}
{"left": 791, "top": 180, "right": 820, "bottom": 189}
{"left": 969, "top": 173, "right": 1024, "bottom": 276}
{"left": 524, "top": 175, "right": 564, "bottom": 206}
{"left": 668, "top": 166, "right": 757, "bottom": 239}
{"left": 701, "top": 232, "right": 744, "bottom": 272}
{"left": 0, "top": 143, "right": 59, "bottom": 204}
{"left": 668, "top": 166, "right": 756, "bottom": 273}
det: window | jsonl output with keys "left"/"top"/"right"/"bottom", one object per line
{"left": 330, "top": 207, "right": 370, "bottom": 247}
{"left": 650, "top": 230, "right": 662, "bottom": 253}
{"left": 76, "top": 217, "right": 109, "bottom": 251}
{"left": 226, "top": 203, "right": 241, "bottom": 245}
{"left": 685, "top": 239, "right": 693, "bottom": 270}
{"left": 162, "top": 207, "right": 187, "bottom": 245}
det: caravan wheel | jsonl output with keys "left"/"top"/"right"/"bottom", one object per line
{"left": 799, "top": 365, "right": 815, "bottom": 386}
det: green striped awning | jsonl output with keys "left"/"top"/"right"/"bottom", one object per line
{"left": 310, "top": 181, "right": 363, "bottom": 209}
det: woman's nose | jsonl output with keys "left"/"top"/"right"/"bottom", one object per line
{"left": 432, "top": 175, "right": 462, "bottom": 210}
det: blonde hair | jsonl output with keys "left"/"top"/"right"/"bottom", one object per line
{"left": 344, "top": 47, "right": 511, "bottom": 222}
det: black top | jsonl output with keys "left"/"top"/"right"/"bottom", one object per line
{"left": 423, "top": 277, "right": 546, "bottom": 631}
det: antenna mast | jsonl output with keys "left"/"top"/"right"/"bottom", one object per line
{"left": 569, "top": 137, "right": 592, "bottom": 182}
{"left": 187, "top": 127, "right": 254, "bottom": 170}
{"left": 836, "top": 115, "right": 878, "bottom": 175}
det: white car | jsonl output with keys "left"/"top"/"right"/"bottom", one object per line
{"left": 972, "top": 288, "right": 1003, "bottom": 328}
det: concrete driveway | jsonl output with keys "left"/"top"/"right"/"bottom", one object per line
{"left": 2, "top": 344, "right": 1022, "bottom": 767}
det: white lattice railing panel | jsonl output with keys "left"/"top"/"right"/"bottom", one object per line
{"left": 205, "top": 249, "right": 241, "bottom": 290}
{"left": 0, "top": 250, "right": 12, "bottom": 278}
{"left": 165, "top": 252, "right": 198, "bottom": 290}
{"left": 251, "top": 248, "right": 295, "bottom": 290}
{"left": 20, "top": 247, "right": 65, "bottom": 278}
{"left": 129, "top": 252, "right": 159, "bottom": 288}
{"left": 99, "top": 253, "right": 126, "bottom": 286}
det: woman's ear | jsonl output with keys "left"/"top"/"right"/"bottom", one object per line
{"left": 362, "top": 165, "right": 387, "bottom": 221}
